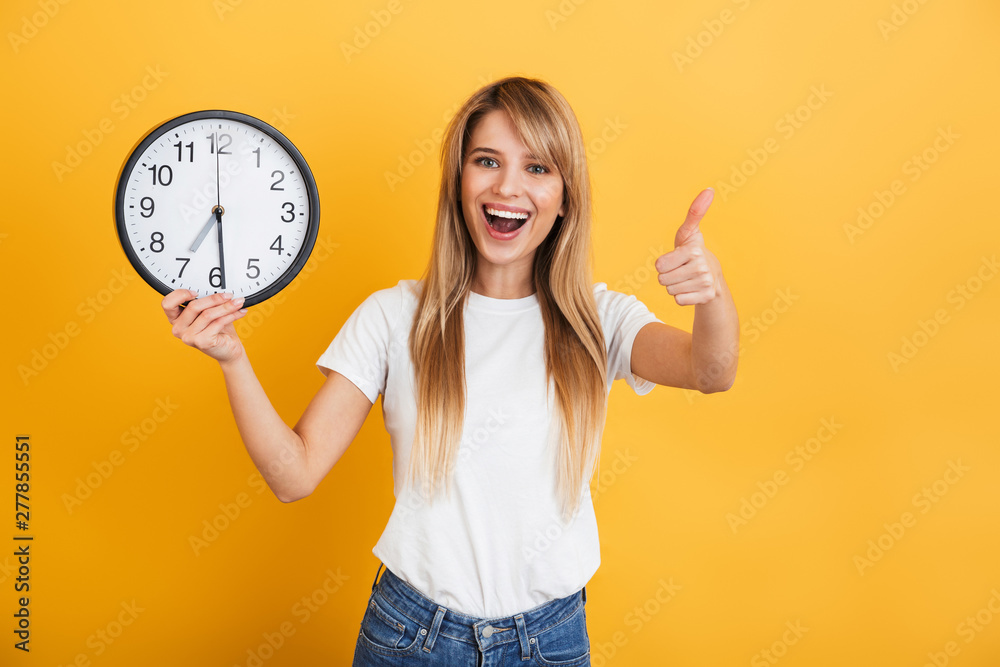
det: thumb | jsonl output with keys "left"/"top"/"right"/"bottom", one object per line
{"left": 674, "top": 187, "right": 714, "bottom": 248}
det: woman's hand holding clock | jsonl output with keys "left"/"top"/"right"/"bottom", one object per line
{"left": 161, "top": 289, "right": 248, "bottom": 364}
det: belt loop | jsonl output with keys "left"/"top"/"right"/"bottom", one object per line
{"left": 422, "top": 606, "right": 447, "bottom": 653}
{"left": 370, "top": 562, "right": 384, "bottom": 593}
{"left": 514, "top": 613, "right": 531, "bottom": 660}
{"left": 582, "top": 586, "right": 587, "bottom": 604}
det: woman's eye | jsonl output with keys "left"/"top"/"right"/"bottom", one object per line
{"left": 476, "top": 157, "right": 499, "bottom": 168}
{"left": 528, "top": 164, "right": 549, "bottom": 175}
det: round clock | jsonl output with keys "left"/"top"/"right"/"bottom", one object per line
{"left": 114, "top": 110, "right": 320, "bottom": 307}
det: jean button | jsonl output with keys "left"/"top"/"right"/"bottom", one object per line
{"left": 482, "top": 625, "right": 495, "bottom": 638}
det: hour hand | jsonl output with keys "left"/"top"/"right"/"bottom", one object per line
{"left": 190, "top": 206, "right": 223, "bottom": 252}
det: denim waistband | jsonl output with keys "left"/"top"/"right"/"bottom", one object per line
{"left": 369, "top": 562, "right": 587, "bottom": 654}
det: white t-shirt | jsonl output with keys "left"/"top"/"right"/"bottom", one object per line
{"left": 316, "top": 279, "right": 662, "bottom": 618}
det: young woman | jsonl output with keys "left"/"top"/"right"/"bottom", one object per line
{"left": 161, "top": 76, "right": 738, "bottom": 666}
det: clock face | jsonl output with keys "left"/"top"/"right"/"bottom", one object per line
{"left": 114, "top": 110, "right": 320, "bottom": 307}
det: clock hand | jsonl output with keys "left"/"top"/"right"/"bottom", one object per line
{"left": 216, "top": 205, "right": 226, "bottom": 290}
{"left": 190, "top": 211, "right": 217, "bottom": 252}
{"left": 214, "top": 131, "right": 226, "bottom": 290}
{"left": 215, "top": 131, "right": 221, "bottom": 208}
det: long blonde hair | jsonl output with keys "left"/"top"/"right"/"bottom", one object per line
{"left": 407, "top": 76, "right": 608, "bottom": 522}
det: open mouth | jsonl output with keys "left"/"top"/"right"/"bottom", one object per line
{"left": 484, "top": 205, "right": 529, "bottom": 234}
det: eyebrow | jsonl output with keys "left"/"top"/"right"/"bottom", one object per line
{"left": 467, "top": 146, "right": 543, "bottom": 161}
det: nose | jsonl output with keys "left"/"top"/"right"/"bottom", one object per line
{"left": 493, "top": 165, "right": 521, "bottom": 198}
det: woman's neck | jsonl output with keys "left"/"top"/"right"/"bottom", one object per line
{"left": 470, "top": 264, "right": 535, "bottom": 299}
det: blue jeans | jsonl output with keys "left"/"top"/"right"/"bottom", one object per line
{"left": 352, "top": 562, "right": 591, "bottom": 666}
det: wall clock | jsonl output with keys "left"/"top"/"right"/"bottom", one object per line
{"left": 114, "top": 110, "right": 320, "bottom": 307}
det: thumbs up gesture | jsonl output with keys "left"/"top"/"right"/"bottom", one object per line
{"left": 655, "top": 188, "right": 722, "bottom": 306}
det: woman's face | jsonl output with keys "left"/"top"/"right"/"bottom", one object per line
{"left": 460, "top": 109, "right": 565, "bottom": 284}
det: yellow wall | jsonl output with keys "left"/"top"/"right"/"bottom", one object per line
{"left": 3, "top": 0, "right": 999, "bottom": 665}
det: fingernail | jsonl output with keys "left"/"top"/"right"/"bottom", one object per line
{"left": 233, "top": 296, "right": 245, "bottom": 307}
{"left": 222, "top": 292, "right": 233, "bottom": 300}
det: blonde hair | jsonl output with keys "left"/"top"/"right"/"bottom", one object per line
{"left": 407, "top": 76, "right": 608, "bottom": 522}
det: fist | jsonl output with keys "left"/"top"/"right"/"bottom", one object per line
{"left": 161, "top": 289, "right": 248, "bottom": 363}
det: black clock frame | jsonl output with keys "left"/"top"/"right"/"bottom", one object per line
{"left": 113, "top": 109, "right": 321, "bottom": 308}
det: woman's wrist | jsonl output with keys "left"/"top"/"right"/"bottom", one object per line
{"left": 218, "top": 350, "right": 250, "bottom": 375}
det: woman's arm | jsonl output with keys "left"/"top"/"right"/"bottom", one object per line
{"left": 218, "top": 355, "right": 374, "bottom": 502}
{"left": 630, "top": 188, "right": 739, "bottom": 393}
{"left": 162, "top": 289, "right": 374, "bottom": 502}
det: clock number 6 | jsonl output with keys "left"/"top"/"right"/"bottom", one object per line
{"left": 209, "top": 267, "right": 223, "bottom": 288}
{"left": 281, "top": 202, "right": 295, "bottom": 222}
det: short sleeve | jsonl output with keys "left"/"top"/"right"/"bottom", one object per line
{"left": 593, "top": 283, "right": 663, "bottom": 396}
{"left": 315, "top": 286, "right": 403, "bottom": 404}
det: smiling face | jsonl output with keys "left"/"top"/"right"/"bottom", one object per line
{"left": 460, "top": 109, "right": 566, "bottom": 294}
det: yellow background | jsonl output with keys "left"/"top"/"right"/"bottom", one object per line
{"left": 3, "top": 0, "right": 999, "bottom": 665}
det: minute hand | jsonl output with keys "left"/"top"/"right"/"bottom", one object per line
{"left": 216, "top": 206, "right": 226, "bottom": 290}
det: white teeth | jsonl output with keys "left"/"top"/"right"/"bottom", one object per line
{"left": 486, "top": 207, "right": 528, "bottom": 220}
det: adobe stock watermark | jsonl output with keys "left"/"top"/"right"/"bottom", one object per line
{"left": 233, "top": 236, "right": 340, "bottom": 341}
{"left": 878, "top": 0, "right": 933, "bottom": 41}
{"left": 18, "top": 267, "right": 136, "bottom": 386}
{"left": 178, "top": 107, "right": 295, "bottom": 225}
{"left": 545, "top": 0, "right": 588, "bottom": 30}
{"left": 714, "top": 85, "right": 833, "bottom": 202}
{"left": 213, "top": 0, "right": 250, "bottom": 20}
{"left": 62, "top": 398, "right": 180, "bottom": 514}
{"left": 52, "top": 65, "right": 169, "bottom": 182}
{"left": 586, "top": 117, "right": 628, "bottom": 164}
{"left": 189, "top": 467, "right": 289, "bottom": 556}
{"left": 750, "top": 620, "right": 809, "bottom": 667}
{"left": 843, "top": 126, "right": 959, "bottom": 244}
{"left": 522, "top": 447, "right": 638, "bottom": 564}
{"left": 612, "top": 246, "right": 665, "bottom": 296}
{"left": 591, "top": 577, "right": 682, "bottom": 666}
{"left": 727, "top": 417, "right": 843, "bottom": 534}
{"left": 920, "top": 588, "right": 1000, "bottom": 667}
{"left": 56, "top": 600, "right": 145, "bottom": 665}
{"left": 7, "top": 0, "right": 71, "bottom": 54}
{"left": 853, "top": 459, "right": 970, "bottom": 575}
{"left": 672, "top": 0, "right": 755, "bottom": 73}
{"left": 188, "top": 416, "right": 343, "bottom": 555}
{"left": 683, "top": 287, "right": 798, "bottom": 404}
{"left": 394, "top": 406, "right": 510, "bottom": 525}
{"left": 232, "top": 567, "right": 349, "bottom": 667}
{"left": 887, "top": 254, "right": 997, "bottom": 372}
{"left": 340, "top": 0, "right": 404, "bottom": 63}
{"left": 384, "top": 73, "right": 494, "bottom": 191}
